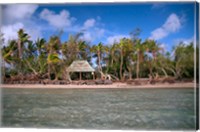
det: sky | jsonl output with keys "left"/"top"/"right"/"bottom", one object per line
{"left": 1, "top": 2, "right": 195, "bottom": 52}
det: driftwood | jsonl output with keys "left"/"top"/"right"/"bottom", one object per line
{"left": 99, "top": 71, "right": 119, "bottom": 81}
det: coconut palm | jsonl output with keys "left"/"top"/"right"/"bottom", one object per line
{"left": 46, "top": 36, "right": 62, "bottom": 80}
{"left": 17, "top": 29, "right": 30, "bottom": 59}
{"left": 35, "top": 38, "right": 48, "bottom": 75}
{"left": 134, "top": 39, "right": 145, "bottom": 79}
{"left": 62, "top": 33, "right": 87, "bottom": 64}
{"left": 90, "top": 42, "right": 107, "bottom": 72}
{"left": 125, "top": 39, "right": 135, "bottom": 79}
{"left": 23, "top": 41, "right": 38, "bottom": 75}
{"left": 129, "top": 28, "right": 143, "bottom": 79}
{"left": 2, "top": 40, "right": 18, "bottom": 78}
{"left": 143, "top": 39, "right": 162, "bottom": 77}
{"left": 15, "top": 29, "right": 31, "bottom": 75}
{"left": 116, "top": 38, "right": 132, "bottom": 80}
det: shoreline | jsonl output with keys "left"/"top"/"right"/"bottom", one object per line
{"left": 0, "top": 82, "right": 196, "bottom": 89}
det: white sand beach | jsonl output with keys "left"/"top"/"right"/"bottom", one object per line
{"left": 0, "top": 82, "right": 196, "bottom": 89}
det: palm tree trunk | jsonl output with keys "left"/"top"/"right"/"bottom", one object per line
{"left": 17, "top": 40, "right": 22, "bottom": 58}
{"left": 160, "top": 68, "right": 168, "bottom": 77}
{"left": 120, "top": 50, "right": 123, "bottom": 80}
{"left": 55, "top": 74, "right": 58, "bottom": 80}
{"left": 98, "top": 51, "right": 102, "bottom": 71}
{"left": 48, "top": 64, "right": 51, "bottom": 80}
{"left": 166, "top": 67, "right": 177, "bottom": 77}
{"left": 17, "top": 40, "right": 24, "bottom": 75}
{"left": 25, "top": 60, "right": 38, "bottom": 75}
{"left": 149, "top": 61, "right": 153, "bottom": 76}
{"left": 2, "top": 60, "right": 5, "bottom": 82}
{"left": 111, "top": 58, "right": 113, "bottom": 67}
{"left": 111, "top": 51, "right": 114, "bottom": 67}
{"left": 129, "top": 71, "right": 132, "bottom": 80}
{"left": 136, "top": 51, "right": 140, "bottom": 79}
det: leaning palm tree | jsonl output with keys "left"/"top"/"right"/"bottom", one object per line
{"left": 2, "top": 40, "right": 18, "bottom": 78}
{"left": 23, "top": 41, "right": 38, "bottom": 75}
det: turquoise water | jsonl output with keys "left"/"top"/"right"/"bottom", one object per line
{"left": 2, "top": 88, "right": 195, "bottom": 130}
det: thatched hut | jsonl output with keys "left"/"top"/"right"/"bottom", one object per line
{"left": 66, "top": 60, "right": 95, "bottom": 80}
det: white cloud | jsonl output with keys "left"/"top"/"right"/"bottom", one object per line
{"left": 2, "top": 4, "right": 42, "bottom": 45}
{"left": 1, "top": 23, "right": 24, "bottom": 44}
{"left": 83, "top": 18, "right": 96, "bottom": 29}
{"left": 26, "top": 28, "right": 42, "bottom": 41}
{"left": 174, "top": 36, "right": 194, "bottom": 45}
{"left": 79, "top": 27, "right": 105, "bottom": 43}
{"left": 95, "top": 28, "right": 105, "bottom": 38}
{"left": 3, "top": 4, "right": 38, "bottom": 24}
{"left": 2, "top": 5, "right": 105, "bottom": 45}
{"left": 40, "top": 9, "right": 73, "bottom": 29}
{"left": 160, "top": 43, "right": 166, "bottom": 49}
{"left": 150, "top": 28, "right": 168, "bottom": 40}
{"left": 107, "top": 35, "right": 129, "bottom": 45}
{"left": 149, "top": 13, "right": 181, "bottom": 40}
{"left": 163, "top": 14, "right": 181, "bottom": 32}
{"left": 80, "top": 32, "right": 93, "bottom": 42}
{"left": 1, "top": 22, "right": 42, "bottom": 45}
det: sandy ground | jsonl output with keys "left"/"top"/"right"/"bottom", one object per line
{"left": 0, "top": 82, "right": 196, "bottom": 89}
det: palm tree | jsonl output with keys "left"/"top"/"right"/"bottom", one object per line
{"left": 134, "top": 39, "right": 145, "bottom": 79}
{"left": 110, "top": 43, "right": 118, "bottom": 67}
{"left": 125, "top": 40, "right": 136, "bottom": 80}
{"left": 17, "top": 29, "right": 30, "bottom": 59}
{"left": 143, "top": 39, "right": 161, "bottom": 77}
{"left": 62, "top": 33, "right": 86, "bottom": 64}
{"left": 102, "top": 43, "right": 120, "bottom": 79}
{"left": 129, "top": 28, "right": 142, "bottom": 79}
{"left": 16, "top": 29, "right": 31, "bottom": 75}
{"left": 23, "top": 41, "right": 38, "bottom": 75}
{"left": 2, "top": 40, "right": 18, "bottom": 78}
{"left": 46, "top": 36, "right": 62, "bottom": 80}
{"left": 36, "top": 38, "right": 46, "bottom": 56}
{"left": 116, "top": 38, "right": 131, "bottom": 80}
{"left": 47, "top": 53, "right": 61, "bottom": 80}
{"left": 35, "top": 38, "right": 48, "bottom": 75}
{"left": 90, "top": 42, "right": 106, "bottom": 72}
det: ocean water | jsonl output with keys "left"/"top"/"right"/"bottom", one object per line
{"left": 1, "top": 88, "right": 195, "bottom": 130}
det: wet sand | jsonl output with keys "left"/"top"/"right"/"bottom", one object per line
{"left": 0, "top": 82, "right": 195, "bottom": 89}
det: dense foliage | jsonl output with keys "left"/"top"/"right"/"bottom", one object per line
{"left": 1, "top": 29, "right": 196, "bottom": 81}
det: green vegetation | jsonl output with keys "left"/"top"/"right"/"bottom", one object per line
{"left": 1, "top": 29, "right": 196, "bottom": 82}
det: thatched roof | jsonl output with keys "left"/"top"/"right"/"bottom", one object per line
{"left": 67, "top": 60, "right": 95, "bottom": 72}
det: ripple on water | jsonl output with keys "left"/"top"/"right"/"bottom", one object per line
{"left": 2, "top": 88, "right": 195, "bottom": 130}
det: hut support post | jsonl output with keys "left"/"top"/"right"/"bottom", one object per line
{"left": 92, "top": 72, "right": 95, "bottom": 80}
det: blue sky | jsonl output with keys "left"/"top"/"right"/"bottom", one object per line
{"left": 2, "top": 2, "right": 195, "bottom": 52}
